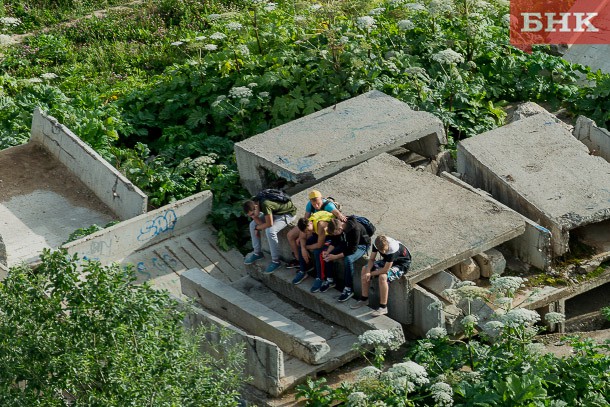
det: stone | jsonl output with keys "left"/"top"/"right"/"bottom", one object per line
{"left": 419, "top": 270, "right": 459, "bottom": 301}
{"left": 450, "top": 258, "right": 480, "bottom": 281}
{"left": 474, "top": 248, "right": 506, "bottom": 278}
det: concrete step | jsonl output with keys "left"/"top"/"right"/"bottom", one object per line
{"left": 247, "top": 263, "right": 405, "bottom": 342}
{"left": 181, "top": 269, "right": 334, "bottom": 365}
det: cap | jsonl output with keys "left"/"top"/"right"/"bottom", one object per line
{"left": 308, "top": 190, "right": 322, "bottom": 199}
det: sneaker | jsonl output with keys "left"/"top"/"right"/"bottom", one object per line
{"left": 310, "top": 278, "right": 323, "bottom": 293}
{"left": 244, "top": 252, "right": 264, "bottom": 265}
{"left": 292, "top": 271, "right": 308, "bottom": 285}
{"left": 265, "top": 261, "right": 282, "bottom": 274}
{"left": 372, "top": 307, "right": 388, "bottom": 316}
{"left": 350, "top": 299, "right": 368, "bottom": 309}
{"left": 338, "top": 288, "right": 354, "bottom": 302}
{"left": 286, "top": 259, "right": 300, "bottom": 269}
{"left": 319, "top": 280, "right": 336, "bottom": 293}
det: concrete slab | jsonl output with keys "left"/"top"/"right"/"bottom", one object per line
{"left": 0, "top": 143, "right": 116, "bottom": 266}
{"left": 564, "top": 44, "right": 610, "bottom": 75}
{"left": 574, "top": 115, "right": 610, "bottom": 163}
{"left": 458, "top": 112, "right": 610, "bottom": 256}
{"left": 181, "top": 269, "right": 331, "bottom": 365}
{"left": 234, "top": 90, "right": 445, "bottom": 194}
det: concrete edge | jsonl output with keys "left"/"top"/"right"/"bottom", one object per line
{"left": 440, "top": 171, "right": 552, "bottom": 271}
{"left": 181, "top": 268, "right": 331, "bottom": 365}
{"left": 63, "top": 191, "right": 213, "bottom": 264}
{"left": 30, "top": 108, "right": 147, "bottom": 219}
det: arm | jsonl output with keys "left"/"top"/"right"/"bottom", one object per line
{"left": 305, "top": 222, "right": 327, "bottom": 250}
{"left": 254, "top": 214, "right": 273, "bottom": 231}
{"left": 331, "top": 208, "right": 347, "bottom": 222}
{"left": 299, "top": 231, "right": 311, "bottom": 263}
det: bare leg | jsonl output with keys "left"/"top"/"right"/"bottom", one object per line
{"left": 360, "top": 265, "right": 370, "bottom": 297}
{"left": 378, "top": 274, "right": 389, "bottom": 305}
{"left": 287, "top": 227, "right": 300, "bottom": 260}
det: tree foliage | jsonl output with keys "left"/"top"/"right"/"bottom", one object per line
{"left": 0, "top": 249, "right": 244, "bottom": 406}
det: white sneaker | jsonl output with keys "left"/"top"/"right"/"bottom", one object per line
{"left": 372, "top": 307, "right": 388, "bottom": 316}
{"left": 350, "top": 299, "right": 368, "bottom": 309}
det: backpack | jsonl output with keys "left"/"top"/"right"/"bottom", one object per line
{"left": 322, "top": 196, "right": 341, "bottom": 212}
{"left": 255, "top": 188, "right": 291, "bottom": 204}
{"left": 349, "top": 215, "right": 376, "bottom": 237}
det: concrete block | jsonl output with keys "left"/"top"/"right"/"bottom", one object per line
{"left": 181, "top": 268, "right": 331, "bottom": 365}
{"left": 411, "top": 285, "right": 444, "bottom": 338}
{"left": 184, "top": 304, "right": 286, "bottom": 396}
{"left": 234, "top": 90, "right": 446, "bottom": 195}
{"left": 450, "top": 258, "right": 480, "bottom": 281}
{"left": 458, "top": 112, "right": 610, "bottom": 257}
{"left": 441, "top": 171, "right": 552, "bottom": 271}
{"left": 63, "top": 191, "right": 213, "bottom": 265}
{"left": 30, "top": 108, "right": 147, "bottom": 220}
{"left": 419, "top": 270, "right": 459, "bottom": 301}
{"left": 574, "top": 115, "right": 610, "bottom": 163}
{"left": 443, "top": 303, "right": 462, "bottom": 335}
{"left": 474, "top": 248, "right": 506, "bottom": 278}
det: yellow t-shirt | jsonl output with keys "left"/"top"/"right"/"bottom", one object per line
{"left": 309, "top": 211, "right": 334, "bottom": 235}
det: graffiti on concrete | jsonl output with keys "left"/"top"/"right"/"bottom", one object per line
{"left": 137, "top": 210, "right": 178, "bottom": 241}
{"left": 135, "top": 252, "right": 179, "bottom": 280}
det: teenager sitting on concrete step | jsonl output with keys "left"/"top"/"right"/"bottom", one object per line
{"left": 243, "top": 196, "right": 297, "bottom": 273}
{"left": 323, "top": 217, "right": 371, "bottom": 302}
{"left": 285, "top": 190, "right": 346, "bottom": 269}
{"left": 293, "top": 210, "right": 335, "bottom": 292}
{"left": 351, "top": 235, "right": 412, "bottom": 316}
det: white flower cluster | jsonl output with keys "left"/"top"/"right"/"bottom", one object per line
{"left": 204, "top": 44, "right": 217, "bottom": 51}
{"left": 431, "top": 48, "right": 464, "bottom": 65}
{"left": 495, "top": 296, "right": 513, "bottom": 308}
{"left": 258, "top": 91, "right": 269, "bottom": 98}
{"left": 264, "top": 2, "right": 277, "bottom": 11}
{"left": 524, "top": 342, "right": 546, "bottom": 356}
{"left": 356, "top": 366, "right": 381, "bottom": 381}
{"left": 489, "top": 276, "right": 524, "bottom": 296}
{"left": 369, "top": 7, "right": 385, "bottom": 15}
{"left": 236, "top": 44, "right": 250, "bottom": 56}
{"left": 384, "top": 361, "right": 429, "bottom": 386}
{"left": 171, "top": 41, "right": 184, "bottom": 46}
{"left": 443, "top": 285, "right": 487, "bottom": 302}
{"left": 428, "top": 0, "right": 454, "bottom": 16}
{"left": 40, "top": 72, "right": 58, "bottom": 80}
{"left": 0, "top": 34, "right": 14, "bottom": 46}
{"left": 544, "top": 312, "right": 566, "bottom": 324}
{"left": 404, "top": 2, "right": 426, "bottom": 11}
{"left": 0, "top": 17, "right": 21, "bottom": 27}
{"left": 483, "top": 320, "right": 504, "bottom": 337}
{"left": 208, "top": 14, "right": 222, "bottom": 21}
{"left": 226, "top": 21, "right": 243, "bottom": 31}
{"left": 398, "top": 19, "right": 415, "bottom": 31}
{"left": 358, "top": 329, "right": 396, "bottom": 348}
{"left": 500, "top": 308, "right": 540, "bottom": 328}
{"left": 210, "top": 32, "right": 227, "bottom": 40}
{"left": 426, "top": 327, "right": 447, "bottom": 339}
{"left": 28, "top": 77, "right": 43, "bottom": 83}
{"left": 310, "top": 3, "right": 323, "bottom": 11}
{"left": 347, "top": 391, "right": 367, "bottom": 406}
{"left": 461, "top": 314, "right": 478, "bottom": 327}
{"left": 430, "top": 382, "right": 454, "bottom": 406}
{"left": 356, "top": 16, "right": 377, "bottom": 32}
{"left": 405, "top": 67, "right": 429, "bottom": 77}
{"left": 229, "top": 86, "right": 253, "bottom": 99}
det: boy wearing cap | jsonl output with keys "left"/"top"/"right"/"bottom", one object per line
{"left": 292, "top": 210, "right": 334, "bottom": 290}
{"left": 285, "top": 190, "right": 346, "bottom": 269}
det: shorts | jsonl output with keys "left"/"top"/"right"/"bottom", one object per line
{"left": 373, "top": 260, "right": 411, "bottom": 283}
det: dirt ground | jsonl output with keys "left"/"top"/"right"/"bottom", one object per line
{"left": 0, "top": 143, "right": 114, "bottom": 215}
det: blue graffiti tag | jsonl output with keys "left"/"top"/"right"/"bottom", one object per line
{"left": 137, "top": 209, "right": 178, "bottom": 241}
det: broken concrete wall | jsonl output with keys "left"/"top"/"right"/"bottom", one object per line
{"left": 412, "top": 285, "right": 444, "bottom": 337}
{"left": 30, "top": 108, "right": 147, "bottom": 220}
{"left": 63, "top": 191, "right": 212, "bottom": 264}
{"left": 183, "top": 302, "right": 285, "bottom": 396}
{"left": 574, "top": 115, "right": 610, "bottom": 163}
{"left": 440, "top": 172, "right": 552, "bottom": 270}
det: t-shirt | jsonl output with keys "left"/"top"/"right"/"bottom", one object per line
{"left": 309, "top": 210, "right": 334, "bottom": 235}
{"left": 372, "top": 237, "right": 411, "bottom": 267}
{"left": 305, "top": 199, "right": 337, "bottom": 214}
{"left": 259, "top": 199, "right": 297, "bottom": 217}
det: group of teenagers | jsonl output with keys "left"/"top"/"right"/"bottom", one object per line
{"left": 242, "top": 189, "right": 412, "bottom": 316}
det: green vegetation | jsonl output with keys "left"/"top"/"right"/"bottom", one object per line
{"left": 1, "top": 0, "right": 609, "bottom": 249}
{"left": 297, "top": 277, "right": 610, "bottom": 406}
{"left": 0, "top": 249, "right": 244, "bottom": 406}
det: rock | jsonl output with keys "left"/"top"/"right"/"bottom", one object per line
{"left": 474, "top": 248, "right": 506, "bottom": 278}
{"left": 450, "top": 258, "right": 480, "bottom": 281}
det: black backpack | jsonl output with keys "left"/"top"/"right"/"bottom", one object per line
{"left": 255, "top": 188, "right": 291, "bottom": 204}
{"left": 349, "top": 215, "right": 376, "bottom": 237}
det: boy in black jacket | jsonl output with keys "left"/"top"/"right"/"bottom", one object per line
{"left": 323, "top": 217, "right": 371, "bottom": 302}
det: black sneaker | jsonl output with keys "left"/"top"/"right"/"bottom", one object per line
{"left": 338, "top": 288, "right": 354, "bottom": 302}
{"left": 285, "top": 259, "right": 300, "bottom": 269}
{"left": 319, "top": 279, "right": 336, "bottom": 293}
